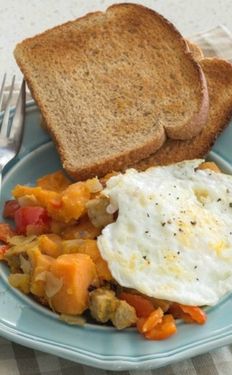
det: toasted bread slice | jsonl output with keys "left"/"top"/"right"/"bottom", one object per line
{"left": 134, "top": 58, "right": 232, "bottom": 170}
{"left": 14, "top": 3, "right": 208, "bottom": 180}
{"left": 186, "top": 40, "right": 204, "bottom": 61}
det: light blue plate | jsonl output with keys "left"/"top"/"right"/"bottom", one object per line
{"left": 1, "top": 102, "right": 232, "bottom": 371}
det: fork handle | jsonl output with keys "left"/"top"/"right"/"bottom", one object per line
{"left": 0, "top": 171, "right": 2, "bottom": 201}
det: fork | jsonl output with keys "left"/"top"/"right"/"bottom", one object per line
{"left": 0, "top": 74, "right": 26, "bottom": 189}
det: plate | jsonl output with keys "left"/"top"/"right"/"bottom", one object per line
{"left": 1, "top": 102, "right": 232, "bottom": 371}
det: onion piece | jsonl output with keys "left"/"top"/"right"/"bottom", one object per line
{"left": 60, "top": 314, "right": 86, "bottom": 326}
{"left": 35, "top": 271, "right": 47, "bottom": 282}
{"left": 86, "top": 178, "right": 103, "bottom": 193}
{"left": 8, "top": 235, "right": 37, "bottom": 246}
{"left": 18, "top": 195, "right": 39, "bottom": 207}
{"left": 19, "top": 254, "right": 31, "bottom": 274}
{"left": 106, "top": 203, "right": 118, "bottom": 214}
{"left": 45, "top": 272, "right": 63, "bottom": 298}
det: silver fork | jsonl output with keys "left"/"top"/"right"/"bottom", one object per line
{"left": 0, "top": 74, "right": 26, "bottom": 188}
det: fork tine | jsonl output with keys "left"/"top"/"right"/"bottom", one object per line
{"left": 0, "top": 73, "right": 7, "bottom": 112}
{"left": 9, "top": 79, "right": 26, "bottom": 152}
{"left": 0, "top": 75, "right": 16, "bottom": 137}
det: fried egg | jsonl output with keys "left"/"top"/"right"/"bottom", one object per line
{"left": 97, "top": 160, "right": 232, "bottom": 306}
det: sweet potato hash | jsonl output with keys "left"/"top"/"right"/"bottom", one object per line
{"left": 0, "top": 166, "right": 215, "bottom": 340}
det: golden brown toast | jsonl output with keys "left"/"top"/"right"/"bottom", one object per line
{"left": 186, "top": 40, "right": 204, "bottom": 61}
{"left": 134, "top": 58, "right": 232, "bottom": 170}
{"left": 14, "top": 3, "right": 208, "bottom": 180}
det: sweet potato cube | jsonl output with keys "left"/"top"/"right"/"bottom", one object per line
{"left": 48, "top": 253, "right": 96, "bottom": 315}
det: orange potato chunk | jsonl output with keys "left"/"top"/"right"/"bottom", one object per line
{"left": 48, "top": 253, "right": 96, "bottom": 315}
{"left": 39, "top": 234, "right": 63, "bottom": 258}
{"left": 58, "top": 182, "right": 90, "bottom": 223}
{"left": 12, "top": 185, "right": 59, "bottom": 207}
{"left": 198, "top": 161, "right": 221, "bottom": 173}
{"left": 62, "top": 239, "right": 113, "bottom": 281}
{"left": 36, "top": 171, "right": 71, "bottom": 192}
{"left": 13, "top": 182, "right": 91, "bottom": 223}
{"left": 28, "top": 247, "right": 55, "bottom": 298}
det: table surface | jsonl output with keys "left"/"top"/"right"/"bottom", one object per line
{"left": 1, "top": 1, "right": 232, "bottom": 374}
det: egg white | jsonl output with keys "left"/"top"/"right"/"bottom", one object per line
{"left": 97, "top": 159, "right": 232, "bottom": 306}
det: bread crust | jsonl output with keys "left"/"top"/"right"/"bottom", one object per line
{"left": 186, "top": 40, "right": 204, "bottom": 61}
{"left": 133, "top": 58, "right": 232, "bottom": 170}
{"left": 14, "top": 3, "right": 209, "bottom": 180}
{"left": 108, "top": 4, "right": 209, "bottom": 141}
{"left": 164, "top": 64, "right": 209, "bottom": 140}
{"left": 63, "top": 125, "right": 166, "bottom": 180}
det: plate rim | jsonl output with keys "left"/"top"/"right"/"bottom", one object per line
{"left": 1, "top": 103, "right": 232, "bottom": 371}
{"left": 0, "top": 311, "right": 232, "bottom": 371}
